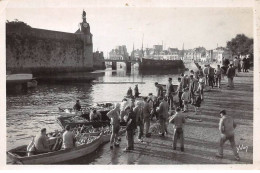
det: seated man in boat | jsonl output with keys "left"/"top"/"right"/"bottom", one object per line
{"left": 73, "top": 100, "right": 82, "bottom": 115}
{"left": 90, "top": 109, "right": 102, "bottom": 121}
{"left": 34, "top": 128, "right": 52, "bottom": 153}
{"left": 62, "top": 125, "right": 76, "bottom": 149}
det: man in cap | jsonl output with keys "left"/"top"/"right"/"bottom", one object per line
{"left": 155, "top": 82, "right": 164, "bottom": 99}
{"left": 133, "top": 101, "right": 144, "bottom": 142}
{"left": 208, "top": 64, "right": 215, "bottom": 89}
{"left": 123, "top": 106, "right": 136, "bottom": 152}
{"left": 143, "top": 97, "right": 152, "bottom": 137}
{"left": 134, "top": 84, "right": 140, "bottom": 98}
{"left": 216, "top": 110, "right": 240, "bottom": 161}
{"left": 165, "top": 77, "right": 175, "bottom": 110}
{"left": 62, "top": 125, "right": 76, "bottom": 149}
{"left": 226, "top": 64, "right": 236, "bottom": 89}
{"left": 203, "top": 65, "right": 209, "bottom": 85}
{"left": 169, "top": 107, "right": 185, "bottom": 151}
{"left": 34, "top": 128, "right": 51, "bottom": 153}
{"left": 157, "top": 97, "right": 170, "bottom": 137}
{"left": 189, "top": 74, "right": 199, "bottom": 104}
{"left": 107, "top": 103, "right": 121, "bottom": 149}
{"left": 127, "top": 87, "right": 133, "bottom": 97}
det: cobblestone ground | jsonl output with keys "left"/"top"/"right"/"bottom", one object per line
{"left": 60, "top": 71, "right": 253, "bottom": 165}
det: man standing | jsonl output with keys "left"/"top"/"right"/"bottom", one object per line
{"left": 216, "top": 110, "right": 240, "bottom": 161}
{"left": 226, "top": 64, "right": 236, "bottom": 89}
{"left": 120, "top": 98, "right": 129, "bottom": 121}
{"left": 34, "top": 128, "right": 51, "bottom": 153}
{"left": 62, "top": 125, "right": 76, "bottom": 149}
{"left": 215, "top": 65, "right": 223, "bottom": 88}
{"left": 181, "top": 74, "right": 190, "bottom": 91}
{"left": 155, "top": 82, "right": 164, "bottom": 98}
{"left": 134, "top": 84, "right": 140, "bottom": 98}
{"left": 233, "top": 57, "right": 239, "bottom": 76}
{"left": 143, "top": 97, "right": 152, "bottom": 137}
{"left": 134, "top": 101, "right": 144, "bottom": 142}
{"left": 208, "top": 64, "right": 215, "bottom": 89}
{"left": 198, "top": 74, "right": 205, "bottom": 100}
{"left": 127, "top": 87, "right": 133, "bottom": 97}
{"left": 203, "top": 65, "right": 209, "bottom": 85}
{"left": 189, "top": 75, "right": 199, "bottom": 104}
{"left": 157, "top": 97, "right": 169, "bottom": 137}
{"left": 165, "top": 78, "right": 175, "bottom": 110}
{"left": 107, "top": 103, "right": 121, "bottom": 149}
{"left": 176, "top": 77, "right": 183, "bottom": 109}
{"left": 169, "top": 108, "right": 185, "bottom": 151}
{"left": 195, "top": 66, "right": 204, "bottom": 80}
{"left": 123, "top": 106, "right": 136, "bottom": 152}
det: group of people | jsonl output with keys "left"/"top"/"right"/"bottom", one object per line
{"left": 32, "top": 62, "right": 241, "bottom": 161}
{"left": 73, "top": 100, "right": 102, "bottom": 121}
{"left": 127, "top": 84, "right": 141, "bottom": 98}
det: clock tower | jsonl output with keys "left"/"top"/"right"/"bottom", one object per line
{"left": 77, "top": 10, "right": 91, "bottom": 35}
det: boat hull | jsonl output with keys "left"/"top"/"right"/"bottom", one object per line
{"left": 139, "top": 58, "right": 185, "bottom": 71}
{"left": 7, "top": 135, "right": 102, "bottom": 164}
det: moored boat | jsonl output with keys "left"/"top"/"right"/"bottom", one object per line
{"left": 7, "top": 133, "right": 102, "bottom": 164}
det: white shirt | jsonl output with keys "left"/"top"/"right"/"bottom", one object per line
{"left": 120, "top": 101, "right": 129, "bottom": 112}
{"left": 62, "top": 131, "right": 75, "bottom": 149}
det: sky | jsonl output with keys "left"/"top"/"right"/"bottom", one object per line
{"left": 6, "top": 7, "right": 253, "bottom": 57}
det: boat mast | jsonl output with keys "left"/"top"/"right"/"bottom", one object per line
{"left": 141, "top": 34, "right": 144, "bottom": 62}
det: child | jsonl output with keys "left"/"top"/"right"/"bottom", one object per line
{"left": 181, "top": 87, "right": 190, "bottom": 112}
{"left": 192, "top": 91, "right": 202, "bottom": 115}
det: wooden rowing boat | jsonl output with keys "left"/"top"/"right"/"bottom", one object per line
{"left": 7, "top": 133, "right": 102, "bottom": 164}
{"left": 7, "top": 126, "right": 127, "bottom": 165}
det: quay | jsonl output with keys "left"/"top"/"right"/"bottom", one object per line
{"left": 59, "top": 71, "right": 253, "bottom": 165}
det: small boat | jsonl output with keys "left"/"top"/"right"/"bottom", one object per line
{"left": 7, "top": 133, "right": 102, "bottom": 164}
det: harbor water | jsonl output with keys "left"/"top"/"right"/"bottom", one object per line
{"left": 6, "top": 64, "right": 193, "bottom": 164}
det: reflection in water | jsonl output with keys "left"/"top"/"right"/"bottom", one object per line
{"left": 6, "top": 67, "right": 183, "bottom": 164}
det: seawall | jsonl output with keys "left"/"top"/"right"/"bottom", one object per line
{"left": 6, "top": 22, "right": 101, "bottom": 76}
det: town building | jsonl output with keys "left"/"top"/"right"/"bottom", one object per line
{"left": 109, "top": 45, "right": 129, "bottom": 60}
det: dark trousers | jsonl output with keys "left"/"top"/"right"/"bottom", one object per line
{"left": 215, "top": 75, "right": 221, "bottom": 87}
{"left": 218, "top": 134, "right": 239, "bottom": 157}
{"left": 126, "top": 130, "right": 134, "bottom": 149}
{"left": 167, "top": 95, "right": 174, "bottom": 109}
{"left": 178, "top": 92, "right": 183, "bottom": 108}
{"left": 173, "top": 127, "right": 184, "bottom": 149}
{"left": 136, "top": 121, "right": 144, "bottom": 139}
{"left": 208, "top": 76, "right": 214, "bottom": 88}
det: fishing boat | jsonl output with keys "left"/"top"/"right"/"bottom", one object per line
{"left": 56, "top": 115, "right": 111, "bottom": 129}
{"left": 7, "top": 133, "right": 102, "bottom": 164}
{"left": 139, "top": 58, "right": 185, "bottom": 71}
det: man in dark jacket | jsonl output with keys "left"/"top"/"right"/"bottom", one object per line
{"left": 166, "top": 78, "right": 175, "bottom": 110}
{"left": 226, "top": 64, "right": 236, "bottom": 89}
{"left": 155, "top": 82, "right": 164, "bottom": 98}
{"left": 123, "top": 106, "right": 136, "bottom": 152}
